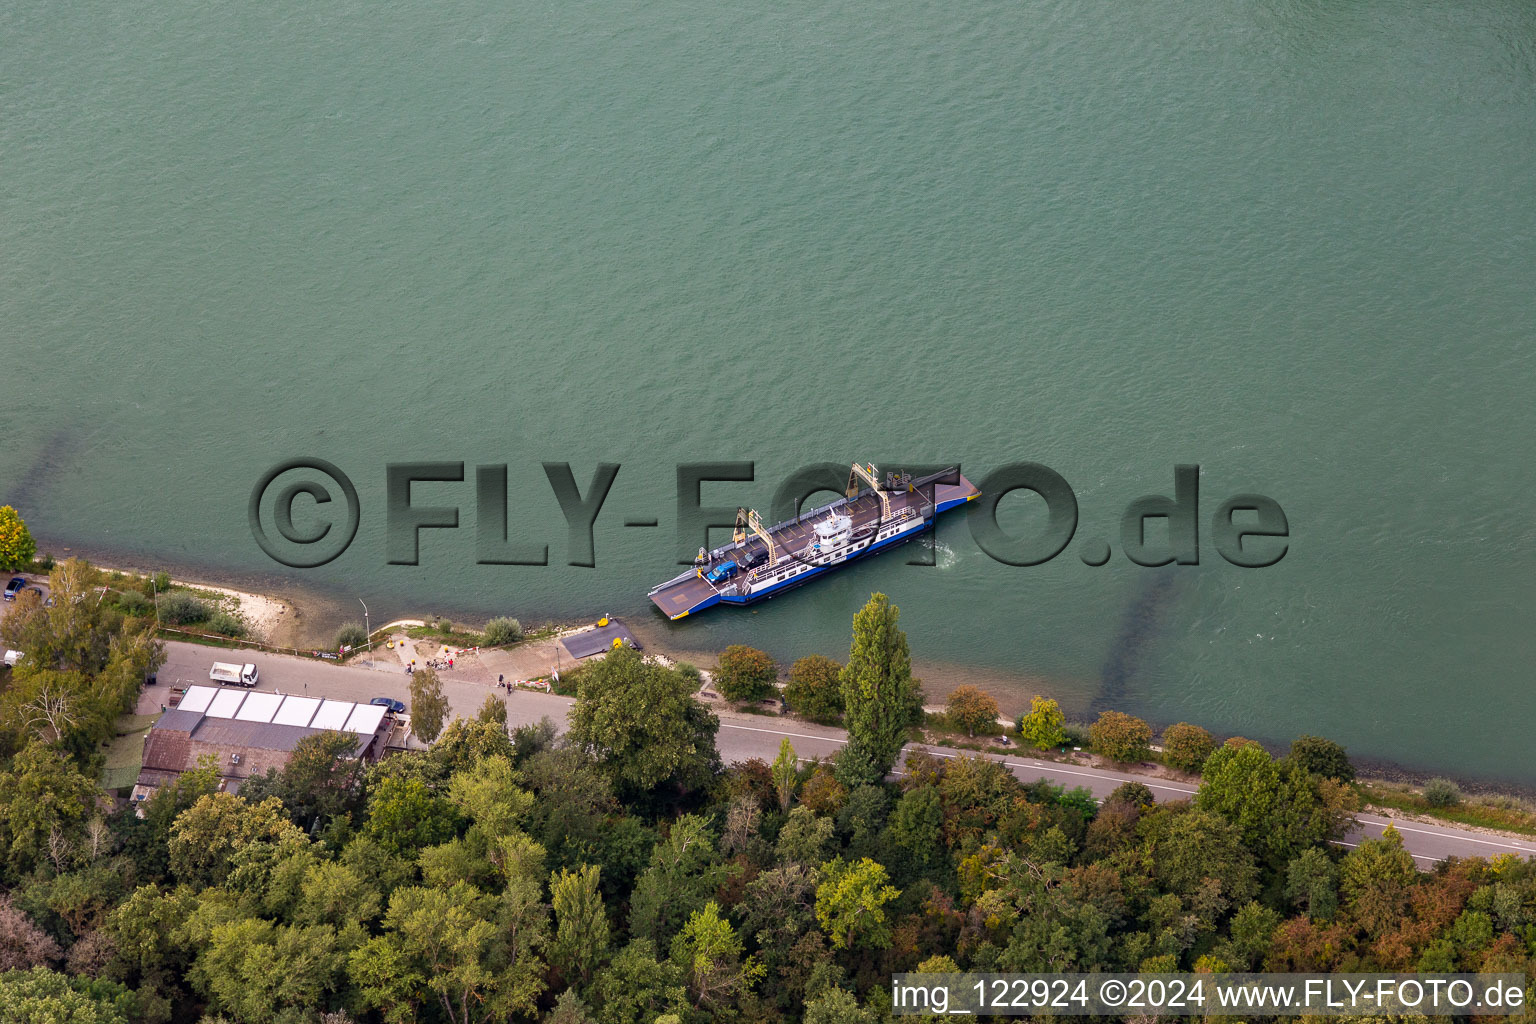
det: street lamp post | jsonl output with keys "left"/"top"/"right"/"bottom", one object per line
{"left": 358, "top": 598, "right": 370, "bottom": 646}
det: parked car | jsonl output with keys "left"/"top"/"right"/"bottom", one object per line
{"left": 370, "top": 697, "right": 406, "bottom": 714}
{"left": 3, "top": 577, "right": 25, "bottom": 601}
{"left": 705, "top": 561, "right": 740, "bottom": 584}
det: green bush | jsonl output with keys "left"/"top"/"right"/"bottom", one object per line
{"left": 205, "top": 611, "right": 247, "bottom": 638}
{"left": 784, "top": 654, "right": 844, "bottom": 721}
{"left": 483, "top": 617, "right": 523, "bottom": 646}
{"left": 714, "top": 645, "right": 779, "bottom": 703}
{"left": 116, "top": 591, "right": 152, "bottom": 617}
{"left": 156, "top": 592, "right": 212, "bottom": 625}
{"left": 1289, "top": 734, "right": 1355, "bottom": 782}
{"left": 335, "top": 622, "right": 368, "bottom": 650}
{"left": 1161, "top": 722, "right": 1217, "bottom": 774}
{"left": 1107, "top": 781, "right": 1155, "bottom": 809}
{"left": 1423, "top": 777, "right": 1462, "bottom": 808}
{"left": 1018, "top": 696, "right": 1068, "bottom": 750}
{"left": 944, "top": 685, "right": 1000, "bottom": 737}
{"left": 1090, "top": 711, "right": 1153, "bottom": 762}
{"left": 1062, "top": 722, "right": 1093, "bottom": 748}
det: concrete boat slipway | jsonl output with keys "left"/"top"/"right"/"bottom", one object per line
{"left": 649, "top": 464, "right": 980, "bottom": 619}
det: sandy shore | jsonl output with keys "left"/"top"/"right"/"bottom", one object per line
{"left": 178, "top": 580, "right": 292, "bottom": 644}
{"left": 80, "top": 562, "right": 298, "bottom": 646}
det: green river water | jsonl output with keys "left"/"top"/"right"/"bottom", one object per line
{"left": 3, "top": 0, "right": 1533, "bottom": 780}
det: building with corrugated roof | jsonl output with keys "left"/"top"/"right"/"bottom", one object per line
{"left": 131, "top": 684, "right": 397, "bottom": 805}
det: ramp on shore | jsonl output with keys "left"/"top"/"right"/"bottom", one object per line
{"left": 561, "top": 620, "right": 640, "bottom": 660}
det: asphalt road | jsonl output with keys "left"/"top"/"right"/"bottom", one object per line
{"left": 148, "top": 641, "right": 1536, "bottom": 867}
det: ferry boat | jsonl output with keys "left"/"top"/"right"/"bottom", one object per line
{"left": 647, "top": 463, "right": 979, "bottom": 619}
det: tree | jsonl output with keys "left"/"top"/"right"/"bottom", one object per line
{"left": 1018, "top": 696, "right": 1067, "bottom": 750}
{"left": 0, "top": 967, "right": 130, "bottom": 1024}
{"left": 567, "top": 645, "right": 720, "bottom": 795}
{"left": 0, "top": 506, "right": 37, "bottom": 571}
{"left": 551, "top": 864, "right": 609, "bottom": 984}
{"left": 446, "top": 755, "right": 532, "bottom": 840}
{"left": 1289, "top": 735, "right": 1354, "bottom": 782}
{"left": 944, "top": 685, "right": 999, "bottom": 737}
{"left": 365, "top": 777, "right": 462, "bottom": 856}
{"left": 189, "top": 917, "right": 348, "bottom": 1023}
{"left": 548, "top": 988, "right": 598, "bottom": 1024}
{"left": 1107, "top": 780, "right": 1155, "bottom": 810}
{"left": 476, "top": 693, "right": 508, "bottom": 729}
{"left": 804, "top": 987, "right": 877, "bottom": 1024}
{"left": 1141, "top": 807, "right": 1260, "bottom": 904}
{"left": 1225, "top": 901, "right": 1282, "bottom": 970}
{"left": 243, "top": 731, "right": 366, "bottom": 830}
{"left": 814, "top": 857, "right": 900, "bottom": 950}
{"left": 838, "top": 594, "right": 920, "bottom": 786}
{"left": 1284, "top": 847, "right": 1340, "bottom": 921}
{"left": 297, "top": 860, "right": 383, "bottom": 930}
{"left": 1088, "top": 711, "right": 1152, "bottom": 762}
{"left": 628, "top": 815, "right": 727, "bottom": 946}
{"left": 1161, "top": 722, "right": 1216, "bottom": 773}
{"left": 1196, "top": 743, "right": 1351, "bottom": 866}
{"left": 887, "top": 786, "right": 942, "bottom": 868}
{"left": 409, "top": 668, "right": 450, "bottom": 744}
{"left": 784, "top": 655, "right": 844, "bottom": 721}
{"left": 167, "top": 793, "right": 306, "bottom": 889}
{"left": 1339, "top": 825, "right": 1418, "bottom": 936}
{"left": 432, "top": 718, "right": 515, "bottom": 774}
{"left": 775, "top": 807, "right": 835, "bottom": 866}
{"left": 1, "top": 560, "right": 162, "bottom": 758}
{"left": 736, "top": 864, "right": 818, "bottom": 964}
{"left": 350, "top": 881, "right": 547, "bottom": 1024}
{"left": 0, "top": 560, "right": 98, "bottom": 674}
{"left": 771, "top": 738, "right": 798, "bottom": 812}
{"left": 0, "top": 745, "right": 100, "bottom": 878}
{"left": 713, "top": 646, "right": 778, "bottom": 703}
{"left": 0, "top": 894, "right": 62, "bottom": 970}
{"left": 587, "top": 940, "right": 686, "bottom": 1024}
{"left": 669, "top": 901, "right": 762, "bottom": 1007}
{"left": 721, "top": 795, "right": 761, "bottom": 858}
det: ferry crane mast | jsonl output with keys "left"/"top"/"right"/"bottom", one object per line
{"left": 732, "top": 507, "right": 778, "bottom": 568}
{"left": 846, "top": 462, "right": 892, "bottom": 520}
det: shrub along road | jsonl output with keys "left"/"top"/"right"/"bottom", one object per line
{"left": 154, "top": 640, "right": 1535, "bottom": 867}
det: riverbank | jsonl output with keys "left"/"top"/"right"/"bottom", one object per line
{"left": 25, "top": 541, "right": 1536, "bottom": 804}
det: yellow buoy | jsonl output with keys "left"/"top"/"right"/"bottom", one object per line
{"left": 612, "top": 637, "right": 623, "bottom": 648}
{"left": 598, "top": 617, "right": 609, "bottom": 627}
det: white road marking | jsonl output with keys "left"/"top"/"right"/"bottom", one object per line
{"left": 1353, "top": 817, "right": 1534, "bottom": 852}
{"left": 719, "top": 722, "right": 848, "bottom": 745}
{"left": 1334, "top": 839, "right": 1439, "bottom": 865}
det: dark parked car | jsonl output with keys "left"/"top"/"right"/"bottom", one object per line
{"left": 370, "top": 697, "right": 407, "bottom": 714}
{"left": 3, "top": 578, "right": 25, "bottom": 601}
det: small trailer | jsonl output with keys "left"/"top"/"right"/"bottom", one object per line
{"left": 209, "top": 662, "right": 259, "bottom": 688}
